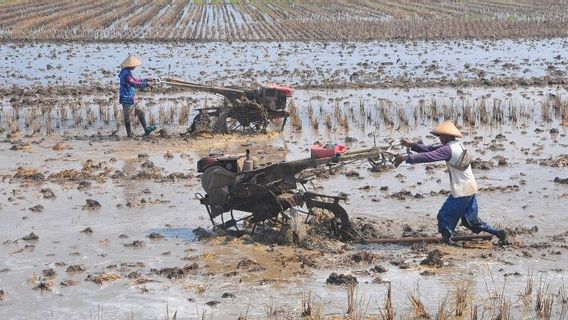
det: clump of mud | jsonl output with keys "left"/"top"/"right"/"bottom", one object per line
{"left": 66, "top": 265, "right": 86, "bottom": 273}
{"left": 14, "top": 167, "right": 44, "bottom": 181}
{"left": 389, "top": 190, "right": 416, "bottom": 200}
{"left": 77, "top": 181, "right": 92, "bottom": 190}
{"left": 236, "top": 258, "right": 266, "bottom": 272}
{"left": 420, "top": 249, "right": 446, "bottom": 268}
{"left": 22, "top": 232, "right": 39, "bottom": 241}
{"left": 151, "top": 263, "right": 199, "bottom": 279}
{"left": 554, "top": 177, "right": 568, "bottom": 184}
{"left": 326, "top": 273, "right": 358, "bottom": 285}
{"left": 49, "top": 169, "right": 93, "bottom": 182}
{"left": 60, "top": 280, "right": 78, "bottom": 287}
{"left": 277, "top": 208, "right": 348, "bottom": 250}
{"left": 82, "top": 160, "right": 108, "bottom": 172}
{"left": 402, "top": 225, "right": 430, "bottom": 238}
{"left": 478, "top": 185, "right": 520, "bottom": 193}
{"left": 371, "top": 265, "right": 388, "bottom": 273}
{"left": 52, "top": 142, "right": 69, "bottom": 151}
{"left": 39, "top": 188, "right": 56, "bottom": 199}
{"left": 344, "top": 170, "right": 360, "bottom": 177}
{"left": 31, "top": 276, "right": 53, "bottom": 292}
{"left": 206, "top": 300, "right": 220, "bottom": 307}
{"left": 237, "top": 209, "right": 396, "bottom": 253}
{"left": 192, "top": 227, "right": 213, "bottom": 240}
{"left": 85, "top": 272, "right": 121, "bottom": 285}
{"left": 510, "top": 226, "right": 538, "bottom": 236}
{"left": 124, "top": 240, "right": 144, "bottom": 248}
{"left": 390, "top": 258, "right": 411, "bottom": 269}
{"left": 42, "top": 269, "right": 56, "bottom": 278}
{"left": 82, "top": 199, "right": 101, "bottom": 210}
{"left": 292, "top": 254, "right": 319, "bottom": 269}
{"left": 147, "top": 232, "right": 164, "bottom": 239}
{"left": 351, "top": 217, "right": 392, "bottom": 239}
{"left": 471, "top": 159, "right": 495, "bottom": 170}
{"left": 28, "top": 205, "right": 44, "bottom": 212}
{"left": 540, "top": 155, "right": 568, "bottom": 167}
{"left": 350, "top": 251, "right": 378, "bottom": 263}
{"left": 80, "top": 227, "right": 93, "bottom": 234}
{"left": 10, "top": 141, "right": 31, "bottom": 151}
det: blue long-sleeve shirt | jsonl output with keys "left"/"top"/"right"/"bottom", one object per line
{"left": 405, "top": 143, "right": 452, "bottom": 164}
{"left": 119, "top": 68, "right": 149, "bottom": 105}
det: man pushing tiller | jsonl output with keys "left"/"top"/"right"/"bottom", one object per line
{"left": 118, "top": 55, "right": 157, "bottom": 138}
{"left": 394, "top": 121, "right": 508, "bottom": 246}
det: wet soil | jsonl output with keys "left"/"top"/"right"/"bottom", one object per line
{"left": 1, "top": 39, "right": 568, "bottom": 318}
{"left": 0, "top": 121, "right": 566, "bottom": 318}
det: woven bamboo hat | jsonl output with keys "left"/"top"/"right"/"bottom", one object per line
{"left": 431, "top": 121, "right": 463, "bottom": 138}
{"left": 121, "top": 55, "right": 142, "bottom": 68}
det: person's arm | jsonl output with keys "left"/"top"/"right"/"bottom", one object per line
{"left": 401, "top": 139, "right": 442, "bottom": 153}
{"left": 406, "top": 144, "right": 452, "bottom": 164}
{"left": 410, "top": 143, "right": 443, "bottom": 153}
{"left": 127, "top": 75, "right": 149, "bottom": 89}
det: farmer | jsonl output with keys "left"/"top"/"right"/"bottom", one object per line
{"left": 393, "top": 121, "right": 508, "bottom": 246}
{"left": 118, "top": 55, "right": 157, "bottom": 138}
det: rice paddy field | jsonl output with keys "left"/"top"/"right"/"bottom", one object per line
{"left": 1, "top": 1, "right": 568, "bottom": 320}
{"left": 1, "top": 0, "right": 568, "bottom": 41}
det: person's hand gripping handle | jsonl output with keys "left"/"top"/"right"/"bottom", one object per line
{"left": 394, "top": 139, "right": 412, "bottom": 167}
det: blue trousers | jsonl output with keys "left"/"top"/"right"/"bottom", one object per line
{"left": 437, "top": 194, "right": 499, "bottom": 239}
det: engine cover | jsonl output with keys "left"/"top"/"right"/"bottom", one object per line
{"left": 197, "top": 154, "right": 244, "bottom": 173}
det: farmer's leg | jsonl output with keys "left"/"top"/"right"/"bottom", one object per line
{"left": 122, "top": 104, "right": 133, "bottom": 137}
{"left": 460, "top": 195, "right": 499, "bottom": 235}
{"left": 437, "top": 195, "right": 466, "bottom": 243}
{"left": 134, "top": 106, "right": 148, "bottom": 131}
{"left": 134, "top": 106, "right": 157, "bottom": 136}
{"left": 460, "top": 195, "right": 507, "bottom": 243}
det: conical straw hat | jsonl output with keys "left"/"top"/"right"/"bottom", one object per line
{"left": 430, "top": 121, "right": 463, "bottom": 138}
{"left": 121, "top": 55, "right": 142, "bottom": 68}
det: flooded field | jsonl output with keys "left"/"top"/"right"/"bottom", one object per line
{"left": 1, "top": 81, "right": 568, "bottom": 319}
{"left": 3, "top": 38, "right": 568, "bottom": 88}
{"left": 0, "top": 23, "right": 568, "bottom": 319}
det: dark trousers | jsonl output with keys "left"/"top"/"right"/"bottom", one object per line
{"left": 121, "top": 104, "right": 148, "bottom": 134}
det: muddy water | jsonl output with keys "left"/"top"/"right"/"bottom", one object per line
{"left": 2, "top": 38, "right": 568, "bottom": 87}
{"left": 0, "top": 86, "right": 567, "bottom": 319}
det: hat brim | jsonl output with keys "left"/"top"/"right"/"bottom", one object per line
{"left": 121, "top": 61, "right": 141, "bottom": 68}
{"left": 121, "top": 56, "right": 142, "bottom": 68}
{"left": 430, "top": 130, "right": 463, "bottom": 138}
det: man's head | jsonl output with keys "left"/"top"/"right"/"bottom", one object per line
{"left": 431, "top": 121, "right": 463, "bottom": 144}
{"left": 437, "top": 134, "right": 455, "bottom": 144}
